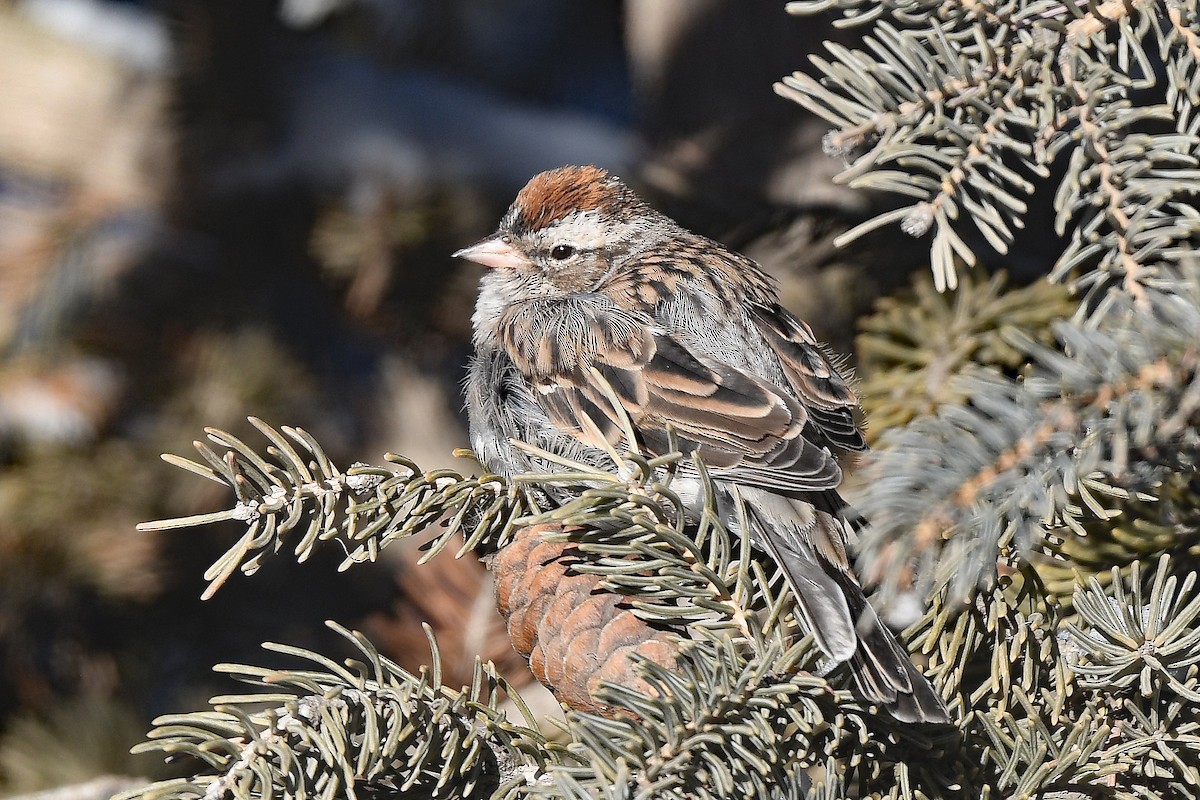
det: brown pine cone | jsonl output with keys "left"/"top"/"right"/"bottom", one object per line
{"left": 491, "top": 523, "right": 681, "bottom": 715}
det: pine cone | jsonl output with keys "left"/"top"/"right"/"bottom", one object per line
{"left": 491, "top": 523, "right": 681, "bottom": 715}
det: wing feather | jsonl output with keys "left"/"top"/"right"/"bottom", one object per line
{"left": 499, "top": 294, "right": 843, "bottom": 493}
{"left": 751, "top": 303, "right": 868, "bottom": 453}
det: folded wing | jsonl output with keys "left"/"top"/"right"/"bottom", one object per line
{"left": 750, "top": 302, "right": 867, "bottom": 454}
{"left": 498, "top": 294, "right": 843, "bottom": 493}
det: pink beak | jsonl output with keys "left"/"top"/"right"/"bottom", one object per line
{"left": 452, "top": 235, "right": 531, "bottom": 270}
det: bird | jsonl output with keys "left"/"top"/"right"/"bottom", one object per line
{"left": 456, "top": 164, "right": 949, "bottom": 724}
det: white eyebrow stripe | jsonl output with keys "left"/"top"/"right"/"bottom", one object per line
{"left": 543, "top": 210, "right": 607, "bottom": 251}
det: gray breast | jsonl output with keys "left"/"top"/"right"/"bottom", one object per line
{"left": 465, "top": 344, "right": 613, "bottom": 489}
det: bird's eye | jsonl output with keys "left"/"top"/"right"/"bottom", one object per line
{"left": 549, "top": 244, "right": 576, "bottom": 261}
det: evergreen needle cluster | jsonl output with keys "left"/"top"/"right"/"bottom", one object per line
{"left": 779, "top": 0, "right": 1200, "bottom": 317}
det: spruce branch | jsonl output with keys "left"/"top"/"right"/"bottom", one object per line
{"left": 779, "top": 0, "right": 1200, "bottom": 315}
{"left": 900, "top": 555, "right": 1200, "bottom": 798}
{"left": 533, "top": 635, "right": 864, "bottom": 800}
{"left": 126, "top": 378, "right": 1200, "bottom": 797}
{"left": 138, "top": 418, "right": 531, "bottom": 598}
{"left": 1034, "top": 469, "right": 1200, "bottom": 607}
{"left": 134, "top": 420, "right": 964, "bottom": 798}
{"left": 114, "top": 622, "right": 556, "bottom": 800}
{"left": 1066, "top": 556, "right": 1200, "bottom": 701}
{"left": 1165, "top": 0, "right": 1200, "bottom": 134}
{"left": 1056, "top": 555, "right": 1200, "bottom": 796}
{"left": 523, "top": 456, "right": 788, "bottom": 636}
{"left": 904, "top": 567, "right": 1066, "bottom": 718}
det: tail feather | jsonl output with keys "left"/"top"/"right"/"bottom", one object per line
{"left": 754, "top": 515, "right": 856, "bottom": 663}
{"left": 842, "top": 573, "right": 949, "bottom": 724}
{"left": 743, "top": 494, "right": 950, "bottom": 725}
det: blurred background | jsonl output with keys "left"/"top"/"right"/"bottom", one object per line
{"left": 0, "top": 0, "right": 937, "bottom": 793}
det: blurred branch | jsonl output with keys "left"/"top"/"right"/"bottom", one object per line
{"left": 856, "top": 270, "right": 1200, "bottom": 601}
{"left": 856, "top": 269, "right": 1074, "bottom": 436}
{"left": 6, "top": 777, "right": 148, "bottom": 800}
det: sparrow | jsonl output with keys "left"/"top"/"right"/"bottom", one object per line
{"left": 457, "top": 165, "right": 949, "bottom": 724}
